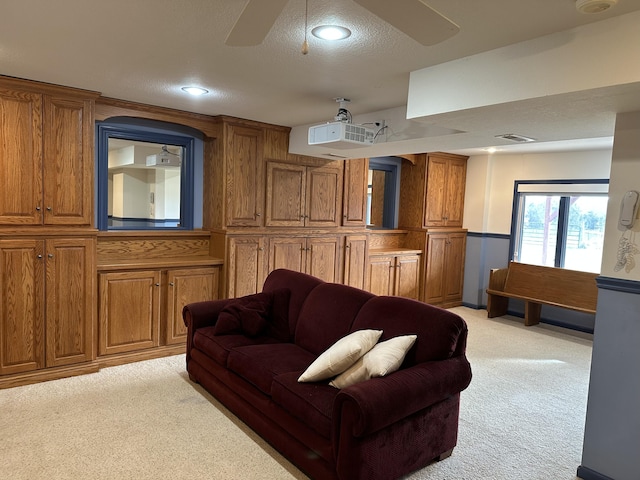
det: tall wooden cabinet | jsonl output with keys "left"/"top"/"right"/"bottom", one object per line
{"left": 0, "top": 76, "right": 99, "bottom": 387}
{"left": 342, "top": 158, "right": 369, "bottom": 226}
{"left": 399, "top": 152, "right": 468, "bottom": 307}
{"left": 0, "top": 237, "right": 95, "bottom": 375}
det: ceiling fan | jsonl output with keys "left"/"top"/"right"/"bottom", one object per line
{"left": 225, "top": 0, "right": 460, "bottom": 47}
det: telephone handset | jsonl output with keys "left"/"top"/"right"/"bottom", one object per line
{"left": 620, "top": 190, "right": 640, "bottom": 228}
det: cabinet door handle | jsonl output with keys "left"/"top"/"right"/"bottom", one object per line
{"left": 255, "top": 213, "right": 261, "bottom": 217}
{"left": 37, "top": 254, "right": 43, "bottom": 259}
{"left": 48, "top": 254, "right": 54, "bottom": 259}
{"left": 169, "top": 282, "right": 175, "bottom": 287}
{"left": 36, "top": 206, "right": 41, "bottom": 212}
{"left": 46, "top": 206, "right": 52, "bottom": 212}
{"left": 155, "top": 283, "right": 160, "bottom": 287}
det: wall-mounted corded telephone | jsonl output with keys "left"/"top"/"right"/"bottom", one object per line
{"left": 619, "top": 190, "right": 639, "bottom": 228}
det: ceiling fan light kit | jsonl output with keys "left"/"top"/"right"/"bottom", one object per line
{"left": 575, "top": 0, "right": 618, "bottom": 14}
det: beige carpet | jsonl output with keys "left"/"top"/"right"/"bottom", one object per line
{"left": 0, "top": 307, "right": 592, "bottom": 480}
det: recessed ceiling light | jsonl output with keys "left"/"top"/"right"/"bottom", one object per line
{"left": 311, "top": 25, "right": 351, "bottom": 41}
{"left": 181, "top": 86, "right": 209, "bottom": 96}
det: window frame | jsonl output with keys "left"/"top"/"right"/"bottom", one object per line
{"left": 509, "top": 179, "right": 609, "bottom": 270}
{"left": 96, "top": 123, "right": 196, "bottom": 231}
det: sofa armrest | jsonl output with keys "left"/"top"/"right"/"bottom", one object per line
{"left": 182, "top": 299, "right": 232, "bottom": 331}
{"left": 333, "top": 355, "right": 472, "bottom": 437}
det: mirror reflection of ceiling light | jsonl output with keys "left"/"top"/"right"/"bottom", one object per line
{"left": 181, "top": 86, "right": 209, "bottom": 96}
{"left": 311, "top": 25, "right": 351, "bottom": 41}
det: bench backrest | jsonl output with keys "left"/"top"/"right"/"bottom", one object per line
{"left": 504, "top": 262, "right": 598, "bottom": 311}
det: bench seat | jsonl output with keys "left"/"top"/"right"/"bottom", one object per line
{"left": 486, "top": 262, "right": 597, "bottom": 326}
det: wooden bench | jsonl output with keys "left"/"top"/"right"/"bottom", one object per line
{"left": 486, "top": 261, "right": 598, "bottom": 326}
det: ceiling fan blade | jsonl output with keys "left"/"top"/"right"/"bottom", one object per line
{"left": 354, "top": 0, "right": 460, "bottom": 46}
{"left": 225, "top": 0, "right": 290, "bottom": 46}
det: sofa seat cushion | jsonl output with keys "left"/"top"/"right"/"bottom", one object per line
{"left": 227, "top": 343, "right": 316, "bottom": 395}
{"left": 193, "top": 326, "right": 281, "bottom": 366}
{"left": 272, "top": 371, "right": 338, "bottom": 439}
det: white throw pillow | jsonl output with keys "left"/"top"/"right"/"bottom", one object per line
{"left": 329, "top": 335, "right": 417, "bottom": 389}
{"left": 298, "top": 329, "right": 383, "bottom": 382}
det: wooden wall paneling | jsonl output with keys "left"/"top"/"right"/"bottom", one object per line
{"left": 202, "top": 136, "right": 223, "bottom": 230}
{"left": 398, "top": 155, "right": 427, "bottom": 228}
{"left": 263, "top": 126, "right": 290, "bottom": 160}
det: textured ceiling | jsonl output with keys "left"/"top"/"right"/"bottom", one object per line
{"left": 1, "top": 0, "right": 639, "bottom": 156}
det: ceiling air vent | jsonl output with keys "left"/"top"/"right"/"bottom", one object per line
{"left": 495, "top": 133, "right": 536, "bottom": 143}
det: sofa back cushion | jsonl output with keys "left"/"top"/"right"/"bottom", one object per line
{"left": 262, "top": 269, "right": 324, "bottom": 341}
{"left": 350, "top": 296, "right": 467, "bottom": 366}
{"left": 295, "top": 283, "right": 374, "bottom": 355}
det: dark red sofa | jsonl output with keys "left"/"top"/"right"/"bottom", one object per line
{"left": 183, "top": 269, "right": 472, "bottom": 480}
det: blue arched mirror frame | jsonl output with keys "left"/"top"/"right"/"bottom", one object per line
{"left": 96, "top": 121, "right": 197, "bottom": 231}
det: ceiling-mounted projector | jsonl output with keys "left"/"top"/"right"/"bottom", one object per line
{"left": 308, "top": 122, "right": 376, "bottom": 149}
{"left": 146, "top": 153, "right": 181, "bottom": 167}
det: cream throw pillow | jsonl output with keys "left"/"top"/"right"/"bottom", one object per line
{"left": 298, "top": 329, "right": 383, "bottom": 382}
{"left": 329, "top": 334, "right": 417, "bottom": 389}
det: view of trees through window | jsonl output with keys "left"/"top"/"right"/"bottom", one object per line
{"left": 514, "top": 194, "right": 608, "bottom": 273}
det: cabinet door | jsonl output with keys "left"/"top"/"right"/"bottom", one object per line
{"left": 343, "top": 158, "right": 368, "bottom": 226}
{"left": 227, "top": 236, "right": 267, "bottom": 298}
{"left": 423, "top": 233, "right": 448, "bottom": 304}
{"left": 43, "top": 96, "right": 93, "bottom": 225}
{"left": 99, "top": 271, "right": 161, "bottom": 356}
{"left": 265, "top": 162, "right": 305, "bottom": 227}
{"left": 307, "top": 236, "right": 340, "bottom": 283}
{"left": 443, "top": 232, "right": 467, "bottom": 304}
{"left": 45, "top": 238, "right": 95, "bottom": 367}
{"left": 305, "top": 164, "right": 343, "bottom": 227}
{"left": 0, "top": 240, "right": 45, "bottom": 374}
{"left": 165, "top": 267, "right": 220, "bottom": 345}
{"left": 394, "top": 254, "right": 421, "bottom": 300}
{"left": 343, "top": 235, "right": 368, "bottom": 290}
{"left": 0, "top": 89, "right": 43, "bottom": 225}
{"left": 443, "top": 158, "right": 467, "bottom": 227}
{"left": 226, "top": 124, "right": 264, "bottom": 227}
{"left": 367, "top": 255, "right": 395, "bottom": 296}
{"left": 423, "top": 156, "right": 448, "bottom": 227}
{"left": 269, "top": 237, "right": 306, "bottom": 274}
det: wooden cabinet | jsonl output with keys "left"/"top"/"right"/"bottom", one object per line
{"left": 342, "top": 158, "right": 368, "bottom": 226}
{"left": 227, "top": 236, "right": 268, "bottom": 298}
{"left": 424, "top": 154, "right": 467, "bottom": 227}
{"left": 99, "top": 266, "right": 220, "bottom": 355}
{"left": 265, "top": 160, "right": 343, "bottom": 227}
{"left": 343, "top": 235, "right": 368, "bottom": 290}
{"left": 0, "top": 83, "right": 95, "bottom": 226}
{"left": 0, "top": 237, "right": 94, "bottom": 375}
{"left": 399, "top": 152, "right": 468, "bottom": 229}
{"left": 165, "top": 267, "right": 220, "bottom": 345}
{"left": 367, "top": 251, "right": 421, "bottom": 300}
{"left": 225, "top": 124, "right": 264, "bottom": 227}
{"left": 423, "top": 231, "right": 466, "bottom": 307}
{"left": 269, "top": 235, "right": 341, "bottom": 283}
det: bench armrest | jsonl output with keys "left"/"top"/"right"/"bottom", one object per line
{"left": 333, "top": 355, "right": 472, "bottom": 438}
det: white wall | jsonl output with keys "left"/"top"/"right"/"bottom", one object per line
{"left": 463, "top": 150, "right": 613, "bottom": 234}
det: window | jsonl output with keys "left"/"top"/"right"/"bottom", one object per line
{"left": 96, "top": 120, "right": 202, "bottom": 231}
{"left": 367, "top": 157, "right": 401, "bottom": 229}
{"left": 510, "top": 180, "right": 608, "bottom": 273}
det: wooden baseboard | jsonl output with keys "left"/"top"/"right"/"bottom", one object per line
{"left": 96, "top": 344, "right": 186, "bottom": 369}
{"left": 0, "top": 363, "right": 100, "bottom": 389}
